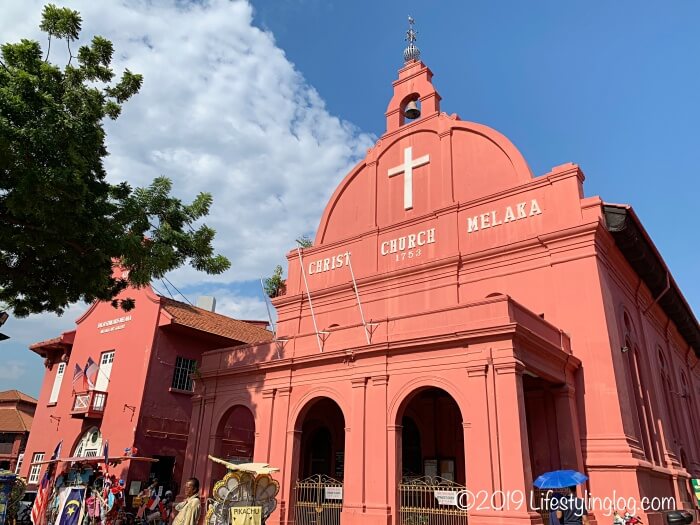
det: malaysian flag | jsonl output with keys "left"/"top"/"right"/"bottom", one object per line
{"left": 84, "top": 357, "right": 98, "bottom": 390}
{"left": 71, "top": 364, "right": 84, "bottom": 392}
{"left": 30, "top": 441, "right": 62, "bottom": 525}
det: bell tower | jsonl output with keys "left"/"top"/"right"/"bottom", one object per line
{"left": 385, "top": 17, "right": 442, "bottom": 132}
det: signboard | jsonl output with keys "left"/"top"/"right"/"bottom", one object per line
{"left": 334, "top": 452, "right": 344, "bottom": 479}
{"left": 433, "top": 490, "right": 458, "bottom": 507}
{"left": 691, "top": 479, "right": 700, "bottom": 508}
{"left": 230, "top": 506, "right": 262, "bottom": 525}
{"left": 128, "top": 481, "right": 141, "bottom": 496}
{"left": 324, "top": 486, "right": 343, "bottom": 500}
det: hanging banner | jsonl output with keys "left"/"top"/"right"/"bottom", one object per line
{"left": 230, "top": 506, "right": 262, "bottom": 525}
{"left": 54, "top": 486, "right": 86, "bottom": 525}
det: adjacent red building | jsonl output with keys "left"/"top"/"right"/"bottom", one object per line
{"left": 20, "top": 281, "right": 271, "bottom": 495}
{"left": 0, "top": 390, "right": 36, "bottom": 473}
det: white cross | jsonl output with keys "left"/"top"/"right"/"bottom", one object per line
{"left": 387, "top": 146, "right": 430, "bottom": 210}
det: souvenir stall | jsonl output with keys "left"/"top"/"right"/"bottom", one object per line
{"left": 29, "top": 455, "right": 158, "bottom": 525}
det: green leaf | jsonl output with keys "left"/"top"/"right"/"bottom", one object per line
{"left": 0, "top": 4, "right": 231, "bottom": 317}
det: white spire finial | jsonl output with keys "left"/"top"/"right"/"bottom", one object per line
{"left": 404, "top": 16, "right": 420, "bottom": 63}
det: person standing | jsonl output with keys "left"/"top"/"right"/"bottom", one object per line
{"left": 556, "top": 486, "right": 590, "bottom": 525}
{"left": 172, "top": 478, "right": 201, "bottom": 525}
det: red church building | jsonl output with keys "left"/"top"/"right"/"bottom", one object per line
{"left": 182, "top": 27, "right": 699, "bottom": 525}
{"left": 20, "top": 281, "right": 271, "bottom": 496}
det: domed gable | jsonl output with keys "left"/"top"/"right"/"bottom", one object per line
{"left": 316, "top": 61, "right": 534, "bottom": 245}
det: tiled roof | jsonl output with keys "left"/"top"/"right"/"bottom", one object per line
{"left": 0, "top": 408, "right": 33, "bottom": 432}
{"left": 0, "top": 390, "right": 37, "bottom": 404}
{"left": 29, "top": 331, "right": 75, "bottom": 356}
{"left": 159, "top": 297, "right": 273, "bottom": 344}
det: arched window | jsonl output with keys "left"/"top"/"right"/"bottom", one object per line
{"left": 73, "top": 427, "right": 103, "bottom": 458}
{"left": 679, "top": 372, "right": 700, "bottom": 452}
{"left": 620, "top": 311, "right": 652, "bottom": 460}
{"left": 658, "top": 349, "right": 680, "bottom": 451}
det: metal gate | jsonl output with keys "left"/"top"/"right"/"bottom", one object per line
{"left": 531, "top": 488, "right": 566, "bottom": 525}
{"left": 399, "top": 476, "right": 468, "bottom": 525}
{"left": 294, "top": 475, "right": 343, "bottom": 525}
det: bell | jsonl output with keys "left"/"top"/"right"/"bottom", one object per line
{"left": 404, "top": 100, "right": 421, "bottom": 119}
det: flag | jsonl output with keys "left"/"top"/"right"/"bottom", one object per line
{"left": 84, "top": 357, "right": 98, "bottom": 390}
{"left": 103, "top": 441, "right": 109, "bottom": 470}
{"left": 71, "top": 364, "right": 84, "bottom": 392}
{"left": 30, "top": 441, "right": 62, "bottom": 525}
{"left": 55, "top": 487, "right": 85, "bottom": 525}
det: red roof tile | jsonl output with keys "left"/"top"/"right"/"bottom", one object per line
{"left": 0, "top": 390, "right": 37, "bottom": 404}
{"left": 0, "top": 408, "right": 33, "bottom": 432}
{"left": 159, "top": 297, "right": 272, "bottom": 344}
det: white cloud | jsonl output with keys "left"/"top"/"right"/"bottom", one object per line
{"left": 205, "top": 291, "right": 271, "bottom": 323}
{"left": 1, "top": 0, "right": 373, "bottom": 291}
{"left": 4, "top": 302, "right": 87, "bottom": 347}
{"left": 0, "top": 361, "right": 27, "bottom": 381}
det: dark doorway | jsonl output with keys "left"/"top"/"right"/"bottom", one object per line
{"left": 299, "top": 398, "right": 345, "bottom": 480}
{"left": 149, "top": 455, "right": 176, "bottom": 494}
{"left": 399, "top": 387, "right": 464, "bottom": 483}
{"left": 402, "top": 416, "right": 422, "bottom": 477}
{"left": 212, "top": 405, "right": 256, "bottom": 482}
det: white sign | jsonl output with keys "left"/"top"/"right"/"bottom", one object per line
{"left": 308, "top": 251, "right": 351, "bottom": 276}
{"left": 388, "top": 146, "right": 430, "bottom": 210}
{"left": 466, "top": 199, "right": 542, "bottom": 234}
{"left": 97, "top": 315, "right": 132, "bottom": 334}
{"left": 324, "top": 486, "right": 343, "bottom": 500}
{"left": 433, "top": 490, "right": 458, "bottom": 506}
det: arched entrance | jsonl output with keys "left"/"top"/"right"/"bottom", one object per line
{"left": 212, "top": 405, "right": 255, "bottom": 482}
{"left": 397, "top": 387, "right": 467, "bottom": 525}
{"left": 294, "top": 397, "right": 345, "bottom": 525}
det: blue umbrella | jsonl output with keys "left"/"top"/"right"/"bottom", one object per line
{"left": 533, "top": 470, "right": 588, "bottom": 489}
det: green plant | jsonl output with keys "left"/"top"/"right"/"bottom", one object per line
{"left": 263, "top": 265, "right": 285, "bottom": 298}
{"left": 296, "top": 235, "right": 313, "bottom": 248}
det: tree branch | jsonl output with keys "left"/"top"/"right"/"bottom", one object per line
{"left": 0, "top": 213, "right": 87, "bottom": 254}
{"left": 45, "top": 35, "right": 52, "bottom": 62}
{"left": 0, "top": 58, "right": 9, "bottom": 73}
{"left": 66, "top": 38, "right": 73, "bottom": 66}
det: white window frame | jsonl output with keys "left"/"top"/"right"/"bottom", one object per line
{"left": 172, "top": 357, "right": 197, "bottom": 391}
{"left": 73, "top": 427, "right": 102, "bottom": 458}
{"left": 94, "top": 350, "right": 115, "bottom": 392}
{"left": 28, "top": 452, "right": 44, "bottom": 483}
{"left": 15, "top": 453, "right": 24, "bottom": 474}
{"left": 48, "top": 362, "right": 66, "bottom": 404}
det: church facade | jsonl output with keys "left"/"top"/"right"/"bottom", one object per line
{"left": 182, "top": 49, "right": 700, "bottom": 525}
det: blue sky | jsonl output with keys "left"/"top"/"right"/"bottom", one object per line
{"left": 1, "top": 0, "right": 698, "bottom": 397}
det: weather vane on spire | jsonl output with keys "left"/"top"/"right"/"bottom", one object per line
{"left": 403, "top": 16, "right": 421, "bottom": 63}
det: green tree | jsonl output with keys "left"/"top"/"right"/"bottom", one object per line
{"left": 296, "top": 235, "right": 313, "bottom": 248}
{"left": 263, "top": 265, "right": 285, "bottom": 299}
{"left": 0, "top": 4, "right": 230, "bottom": 317}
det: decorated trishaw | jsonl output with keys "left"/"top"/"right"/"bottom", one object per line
{"left": 0, "top": 471, "right": 27, "bottom": 525}
{"left": 205, "top": 456, "right": 280, "bottom": 525}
